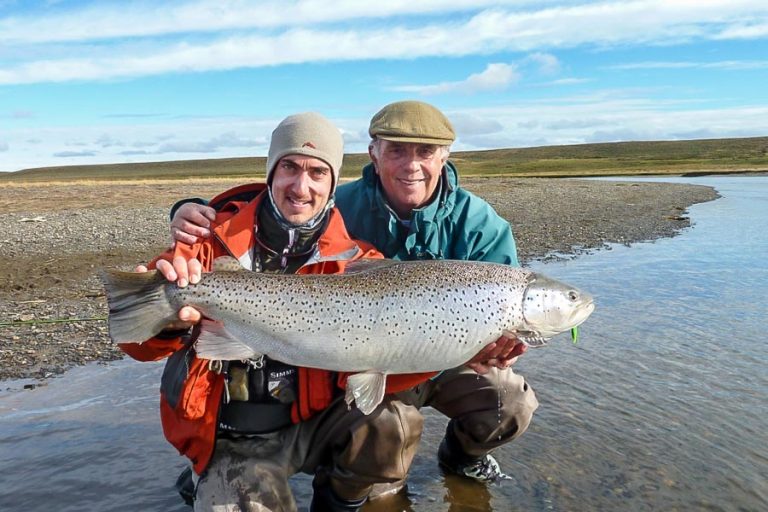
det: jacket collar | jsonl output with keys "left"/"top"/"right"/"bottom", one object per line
{"left": 212, "top": 189, "right": 361, "bottom": 271}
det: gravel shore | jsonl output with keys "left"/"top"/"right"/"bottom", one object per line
{"left": 0, "top": 177, "right": 719, "bottom": 383}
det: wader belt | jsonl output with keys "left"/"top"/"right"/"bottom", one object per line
{"left": 218, "top": 358, "right": 298, "bottom": 435}
{"left": 218, "top": 401, "right": 293, "bottom": 435}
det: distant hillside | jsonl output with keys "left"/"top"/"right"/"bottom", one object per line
{"left": 2, "top": 136, "right": 767, "bottom": 182}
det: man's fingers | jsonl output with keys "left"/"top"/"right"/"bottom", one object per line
{"left": 472, "top": 341, "right": 498, "bottom": 360}
{"left": 155, "top": 259, "right": 177, "bottom": 282}
{"left": 178, "top": 306, "right": 202, "bottom": 324}
{"left": 509, "top": 343, "right": 527, "bottom": 359}
{"left": 199, "top": 205, "right": 216, "bottom": 222}
{"left": 466, "top": 361, "right": 491, "bottom": 375}
{"left": 188, "top": 258, "right": 203, "bottom": 284}
{"left": 172, "top": 256, "right": 190, "bottom": 287}
{"left": 134, "top": 264, "right": 148, "bottom": 273}
{"left": 492, "top": 335, "right": 526, "bottom": 359}
{"left": 171, "top": 226, "right": 202, "bottom": 245}
{"left": 170, "top": 204, "right": 216, "bottom": 243}
{"left": 171, "top": 222, "right": 209, "bottom": 243}
{"left": 172, "top": 205, "right": 215, "bottom": 232}
{"left": 179, "top": 203, "right": 216, "bottom": 224}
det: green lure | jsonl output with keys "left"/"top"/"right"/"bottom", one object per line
{"left": 571, "top": 326, "right": 579, "bottom": 344}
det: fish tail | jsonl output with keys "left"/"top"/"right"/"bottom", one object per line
{"left": 100, "top": 269, "right": 179, "bottom": 343}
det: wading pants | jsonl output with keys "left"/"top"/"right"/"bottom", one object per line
{"left": 369, "top": 366, "right": 539, "bottom": 498}
{"left": 403, "top": 366, "right": 539, "bottom": 458}
{"left": 192, "top": 395, "right": 422, "bottom": 512}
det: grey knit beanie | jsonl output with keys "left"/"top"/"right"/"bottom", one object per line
{"left": 266, "top": 112, "right": 344, "bottom": 193}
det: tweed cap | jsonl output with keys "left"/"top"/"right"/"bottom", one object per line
{"left": 266, "top": 112, "right": 344, "bottom": 191}
{"left": 368, "top": 100, "right": 455, "bottom": 145}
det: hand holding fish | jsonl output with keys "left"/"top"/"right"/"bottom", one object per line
{"left": 134, "top": 257, "right": 203, "bottom": 329}
{"left": 466, "top": 334, "right": 527, "bottom": 374}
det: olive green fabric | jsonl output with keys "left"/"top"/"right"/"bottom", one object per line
{"left": 192, "top": 395, "right": 422, "bottom": 511}
{"left": 368, "top": 100, "right": 455, "bottom": 145}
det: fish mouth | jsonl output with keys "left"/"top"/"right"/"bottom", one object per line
{"left": 516, "top": 331, "right": 550, "bottom": 348}
{"left": 570, "top": 299, "right": 595, "bottom": 326}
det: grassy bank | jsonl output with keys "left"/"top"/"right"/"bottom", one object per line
{"left": 2, "top": 136, "right": 766, "bottom": 183}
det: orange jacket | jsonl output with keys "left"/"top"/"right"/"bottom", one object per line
{"left": 119, "top": 185, "right": 436, "bottom": 474}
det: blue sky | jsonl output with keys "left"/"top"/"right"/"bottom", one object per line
{"left": 1, "top": 0, "right": 767, "bottom": 172}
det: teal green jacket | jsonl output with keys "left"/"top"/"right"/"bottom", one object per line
{"left": 335, "top": 162, "right": 519, "bottom": 265}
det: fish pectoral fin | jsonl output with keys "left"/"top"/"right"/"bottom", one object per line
{"left": 345, "top": 371, "right": 387, "bottom": 415}
{"left": 194, "top": 319, "right": 260, "bottom": 360}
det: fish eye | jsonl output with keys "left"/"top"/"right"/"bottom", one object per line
{"left": 568, "top": 291, "right": 579, "bottom": 301}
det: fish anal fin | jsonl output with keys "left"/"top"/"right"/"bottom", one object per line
{"left": 345, "top": 371, "right": 387, "bottom": 415}
{"left": 194, "top": 319, "right": 260, "bottom": 360}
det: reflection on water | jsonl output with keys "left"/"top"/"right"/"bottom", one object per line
{"left": 1, "top": 176, "right": 766, "bottom": 511}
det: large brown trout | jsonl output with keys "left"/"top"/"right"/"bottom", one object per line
{"left": 101, "top": 258, "right": 594, "bottom": 414}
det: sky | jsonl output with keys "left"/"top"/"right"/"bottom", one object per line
{"left": 1, "top": 0, "right": 767, "bottom": 173}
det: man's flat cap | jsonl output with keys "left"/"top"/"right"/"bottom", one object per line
{"left": 369, "top": 100, "right": 455, "bottom": 145}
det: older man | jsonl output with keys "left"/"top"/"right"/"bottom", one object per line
{"left": 335, "top": 101, "right": 538, "bottom": 483}
{"left": 171, "top": 101, "right": 539, "bottom": 491}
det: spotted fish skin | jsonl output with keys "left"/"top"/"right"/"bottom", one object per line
{"left": 102, "top": 259, "right": 594, "bottom": 374}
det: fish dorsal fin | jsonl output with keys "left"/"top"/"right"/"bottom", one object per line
{"left": 194, "top": 319, "right": 261, "bottom": 360}
{"left": 344, "top": 371, "right": 387, "bottom": 415}
{"left": 212, "top": 256, "right": 246, "bottom": 272}
{"left": 343, "top": 258, "right": 401, "bottom": 275}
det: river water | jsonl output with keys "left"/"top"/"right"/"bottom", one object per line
{"left": 1, "top": 176, "right": 765, "bottom": 511}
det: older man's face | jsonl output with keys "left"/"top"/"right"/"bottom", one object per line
{"left": 370, "top": 140, "right": 445, "bottom": 219}
{"left": 271, "top": 155, "right": 333, "bottom": 224}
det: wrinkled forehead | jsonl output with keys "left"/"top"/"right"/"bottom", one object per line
{"left": 378, "top": 139, "right": 441, "bottom": 151}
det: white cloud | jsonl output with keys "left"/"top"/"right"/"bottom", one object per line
{"left": 524, "top": 52, "right": 561, "bottom": 74}
{"left": 2, "top": 96, "right": 768, "bottom": 171}
{"left": 53, "top": 150, "right": 97, "bottom": 157}
{"left": 545, "top": 77, "right": 591, "bottom": 85}
{"left": 715, "top": 22, "right": 768, "bottom": 39}
{"left": 131, "top": 140, "right": 159, "bottom": 148}
{"left": 450, "top": 113, "right": 505, "bottom": 136}
{"left": 610, "top": 60, "right": 768, "bottom": 70}
{"left": 1, "top": 1, "right": 767, "bottom": 84}
{"left": 392, "top": 63, "right": 519, "bottom": 95}
{"left": 96, "top": 134, "right": 124, "bottom": 148}
{"left": 154, "top": 131, "right": 264, "bottom": 154}
{"left": 0, "top": 0, "right": 534, "bottom": 44}
{"left": 448, "top": 100, "right": 768, "bottom": 150}
{"left": 341, "top": 129, "right": 371, "bottom": 146}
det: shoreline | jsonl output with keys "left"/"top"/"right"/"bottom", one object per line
{"left": 0, "top": 177, "right": 720, "bottom": 383}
